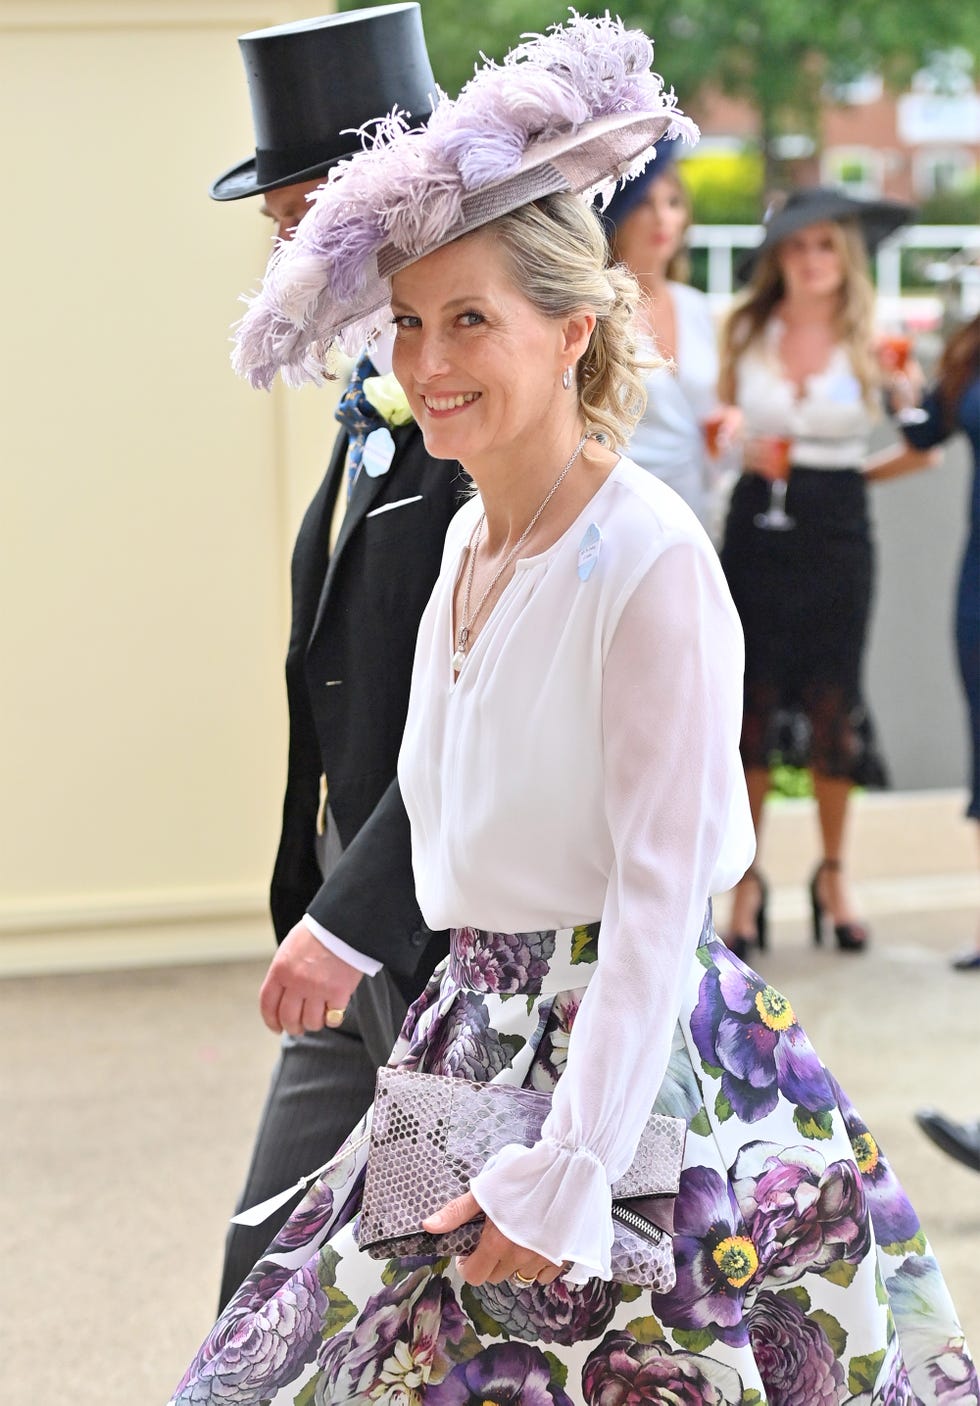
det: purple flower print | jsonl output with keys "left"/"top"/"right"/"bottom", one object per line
{"left": 648, "top": 1165, "right": 758, "bottom": 1348}
{"left": 885, "top": 1257, "right": 980, "bottom": 1403}
{"left": 926, "top": 1353, "right": 980, "bottom": 1404}
{"left": 849, "top": 1342, "right": 919, "bottom": 1406}
{"left": 582, "top": 1330, "right": 744, "bottom": 1405}
{"left": 421, "top": 992, "right": 516, "bottom": 1080}
{"left": 426, "top": 1343, "right": 574, "bottom": 1406}
{"left": 172, "top": 1261, "right": 326, "bottom": 1405}
{"left": 747, "top": 1291, "right": 845, "bottom": 1404}
{"left": 268, "top": 1180, "right": 335, "bottom": 1254}
{"left": 732, "top": 1142, "right": 870, "bottom": 1285}
{"left": 449, "top": 928, "right": 557, "bottom": 995}
{"left": 691, "top": 955, "right": 835, "bottom": 1125}
{"left": 469, "top": 1274, "right": 621, "bottom": 1345}
{"left": 316, "top": 1266, "right": 478, "bottom": 1402}
{"left": 828, "top": 1075, "right": 921, "bottom": 1251}
{"left": 529, "top": 991, "right": 579, "bottom": 1092}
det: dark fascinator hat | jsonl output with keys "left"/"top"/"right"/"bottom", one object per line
{"left": 210, "top": 4, "right": 437, "bottom": 201}
{"left": 599, "top": 134, "right": 681, "bottom": 234}
{"left": 736, "top": 184, "right": 913, "bottom": 284}
{"left": 233, "top": 12, "right": 698, "bottom": 389}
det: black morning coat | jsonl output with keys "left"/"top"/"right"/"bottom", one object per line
{"left": 269, "top": 419, "right": 469, "bottom": 1002}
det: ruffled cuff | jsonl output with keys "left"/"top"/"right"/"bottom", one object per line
{"left": 469, "top": 1137, "right": 613, "bottom": 1284}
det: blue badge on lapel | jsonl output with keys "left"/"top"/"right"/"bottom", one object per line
{"left": 362, "top": 427, "right": 396, "bottom": 478}
{"left": 577, "top": 522, "right": 602, "bottom": 581}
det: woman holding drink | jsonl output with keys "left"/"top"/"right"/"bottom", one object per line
{"left": 718, "top": 187, "right": 911, "bottom": 956}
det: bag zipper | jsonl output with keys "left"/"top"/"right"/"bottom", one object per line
{"left": 611, "top": 1202, "right": 665, "bottom": 1246}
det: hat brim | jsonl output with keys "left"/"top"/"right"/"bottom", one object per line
{"left": 339, "top": 113, "right": 681, "bottom": 362}
{"left": 209, "top": 153, "right": 349, "bottom": 202}
{"left": 736, "top": 194, "right": 912, "bottom": 284}
{"left": 242, "top": 110, "right": 687, "bottom": 387}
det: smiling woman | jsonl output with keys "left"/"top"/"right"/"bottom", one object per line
{"left": 169, "top": 18, "right": 977, "bottom": 1406}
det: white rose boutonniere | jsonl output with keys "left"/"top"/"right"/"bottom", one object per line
{"left": 362, "top": 372, "right": 415, "bottom": 428}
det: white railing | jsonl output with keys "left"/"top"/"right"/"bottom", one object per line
{"left": 690, "top": 223, "right": 980, "bottom": 322}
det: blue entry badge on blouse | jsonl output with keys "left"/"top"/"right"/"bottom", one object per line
{"left": 577, "top": 522, "right": 602, "bottom": 581}
{"left": 362, "top": 427, "right": 396, "bottom": 478}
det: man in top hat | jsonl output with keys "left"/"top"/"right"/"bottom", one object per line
{"left": 210, "top": 4, "right": 465, "bottom": 1308}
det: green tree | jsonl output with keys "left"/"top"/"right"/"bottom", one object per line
{"left": 340, "top": 0, "right": 980, "bottom": 196}
{"left": 620, "top": 0, "right": 980, "bottom": 192}
{"left": 337, "top": 0, "right": 569, "bottom": 97}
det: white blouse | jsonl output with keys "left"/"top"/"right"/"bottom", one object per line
{"left": 626, "top": 282, "right": 720, "bottom": 524}
{"left": 398, "top": 458, "right": 755, "bottom": 1281}
{"left": 735, "top": 320, "right": 876, "bottom": 469}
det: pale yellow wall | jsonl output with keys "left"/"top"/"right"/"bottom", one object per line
{"left": 0, "top": 0, "right": 341, "bottom": 971}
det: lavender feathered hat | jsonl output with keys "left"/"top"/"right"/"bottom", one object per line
{"left": 234, "top": 11, "right": 698, "bottom": 389}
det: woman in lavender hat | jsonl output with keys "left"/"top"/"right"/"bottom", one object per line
{"left": 169, "top": 17, "right": 976, "bottom": 1405}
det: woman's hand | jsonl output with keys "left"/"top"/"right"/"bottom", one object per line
{"left": 423, "top": 1192, "right": 567, "bottom": 1287}
{"left": 742, "top": 435, "right": 793, "bottom": 481}
{"left": 878, "top": 351, "right": 926, "bottom": 414}
{"left": 702, "top": 404, "right": 743, "bottom": 460}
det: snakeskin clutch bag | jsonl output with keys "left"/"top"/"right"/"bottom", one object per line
{"left": 357, "top": 1067, "right": 686, "bottom": 1291}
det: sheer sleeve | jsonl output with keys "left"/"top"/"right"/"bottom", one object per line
{"left": 470, "top": 537, "right": 751, "bottom": 1280}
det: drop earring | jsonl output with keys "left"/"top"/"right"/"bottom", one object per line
{"left": 561, "top": 366, "right": 573, "bottom": 390}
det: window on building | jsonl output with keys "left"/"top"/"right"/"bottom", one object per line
{"left": 822, "top": 147, "right": 883, "bottom": 196}
{"left": 913, "top": 148, "right": 977, "bottom": 197}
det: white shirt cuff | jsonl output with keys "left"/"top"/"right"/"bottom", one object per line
{"left": 302, "top": 914, "right": 384, "bottom": 977}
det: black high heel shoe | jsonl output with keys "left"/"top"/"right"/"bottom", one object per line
{"left": 809, "top": 860, "right": 869, "bottom": 952}
{"left": 726, "top": 867, "right": 769, "bottom": 960}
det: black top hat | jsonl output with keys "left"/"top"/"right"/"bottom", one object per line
{"left": 211, "top": 4, "right": 436, "bottom": 201}
{"left": 736, "top": 185, "right": 913, "bottom": 283}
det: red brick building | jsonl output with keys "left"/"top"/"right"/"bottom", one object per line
{"left": 692, "top": 65, "right": 980, "bottom": 204}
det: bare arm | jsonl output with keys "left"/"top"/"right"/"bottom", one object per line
{"left": 863, "top": 443, "right": 942, "bottom": 484}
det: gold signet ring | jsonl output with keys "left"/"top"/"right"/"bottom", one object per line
{"left": 325, "top": 1008, "right": 347, "bottom": 1028}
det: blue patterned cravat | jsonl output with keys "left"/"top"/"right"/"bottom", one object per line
{"left": 334, "top": 354, "right": 386, "bottom": 498}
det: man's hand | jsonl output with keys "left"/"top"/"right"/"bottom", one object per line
{"left": 259, "top": 921, "right": 364, "bottom": 1035}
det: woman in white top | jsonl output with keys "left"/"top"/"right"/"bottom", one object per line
{"left": 718, "top": 187, "right": 911, "bottom": 960}
{"left": 602, "top": 142, "right": 731, "bottom": 529}
{"left": 170, "top": 24, "right": 976, "bottom": 1406}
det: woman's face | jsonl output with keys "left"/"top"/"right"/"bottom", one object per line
{"left": 612, "top": 173, "right": 688, "bottom": 277}
{"left": 776, "top": 221, "right": 846, "bottom": 300}
{"left": 390, "top": 232, "right": 586, "bottom": 468}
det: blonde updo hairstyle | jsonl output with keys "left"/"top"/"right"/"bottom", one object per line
{"left": 720, "top": 218, "right": 879, "bottom": 407}
{"left": 483, "top": 192, "right": 649, "bottom": 450}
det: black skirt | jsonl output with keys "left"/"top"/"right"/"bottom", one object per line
{"left": 719, "top": 467, "right": 888, "bottom": 786}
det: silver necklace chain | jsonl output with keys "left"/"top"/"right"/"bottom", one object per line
{"left": 452, "top": 432, "right": 590, "bottom": 673}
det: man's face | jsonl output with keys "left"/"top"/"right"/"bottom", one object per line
{"left": 259, "top": 178, "right": 325, "bottom": 242}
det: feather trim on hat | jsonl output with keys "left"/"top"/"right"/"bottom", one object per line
{"left": 232, "top": 10, "right": 697, "bottom": 389}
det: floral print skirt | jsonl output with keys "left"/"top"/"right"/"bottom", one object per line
{"left": 170, "top": 919, "right": 977, "bottom": 1405}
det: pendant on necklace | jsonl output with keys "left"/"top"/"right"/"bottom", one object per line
{"left": 451, "top": 646, "right": 467, "bottom": 672}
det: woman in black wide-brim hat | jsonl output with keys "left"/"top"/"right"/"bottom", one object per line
{"left": 718, "top": 186, "right": 912, "bottom": 959}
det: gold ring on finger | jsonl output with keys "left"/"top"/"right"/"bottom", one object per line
{"left": 325, "top": 1007, "right": 347, "bottom": 1028}
{"left": 511, "top": 1269, "right": 537, "bottom": 1286}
